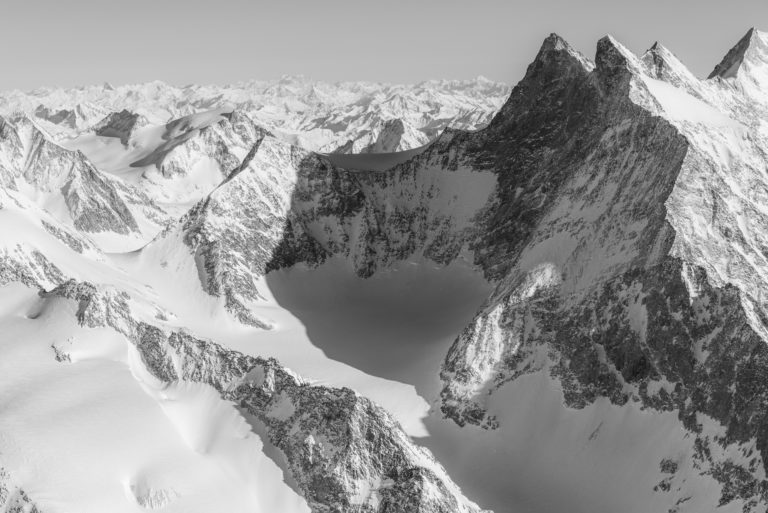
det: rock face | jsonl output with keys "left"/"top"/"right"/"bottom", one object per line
{"left": 92, "top": 109, "right": 149, "bottom": 145}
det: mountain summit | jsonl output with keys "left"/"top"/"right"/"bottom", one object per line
{"left": 708, "top": 28, "right": 763, "bottom": 79}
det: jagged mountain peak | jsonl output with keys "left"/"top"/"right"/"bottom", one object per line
{"left": 701, "top": 28, "right": 768, "bottom": 112}
{"left": 521, "top": 32, "right": 601, "bottom": 85}
{"left": 540, "top": 32, "right": 569, "bottom": 52}
{"left": 707, "top": 27, "right": 762, "bottom": 79}
{"left": 595, "top": 34, "right": 645, "bottom": 77}
{"left": 533, "top": 32, "right": 594, "bottom": 71}
{"left": 640, "top": 40, "right": 700, "bottom": 92}
{"left": 91, "top": 109, "right": 150, "bottom": 145}
{"left": 644, "top": 41, "right": 678, "bottom": 64}
{"left": 490, "top": 32, "right": 594, "bottom": 125}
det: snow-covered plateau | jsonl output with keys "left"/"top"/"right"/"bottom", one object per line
{"left": 2, "top": 28, "right": 768, "bottom": 513}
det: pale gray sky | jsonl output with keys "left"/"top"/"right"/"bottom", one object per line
{"left": 1, "top": 0, "right": 766, "bottom": 90}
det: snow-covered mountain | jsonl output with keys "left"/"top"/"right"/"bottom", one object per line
{"left": 3, "top": 27, "right": 768, "bottom": 513}
{"left": 0, "top": 76, "right": 510, "bottom": 154}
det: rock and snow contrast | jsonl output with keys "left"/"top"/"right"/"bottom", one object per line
{"left": 2, "top": 27, "right": 768, "bottom": 513}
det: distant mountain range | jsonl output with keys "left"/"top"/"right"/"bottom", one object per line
{"left": 0, "top": 76, "right": 510, "bottom": 154}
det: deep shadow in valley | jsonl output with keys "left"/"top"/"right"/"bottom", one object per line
{"left": 265, "top": 257, "right": 491, "bottom": 402}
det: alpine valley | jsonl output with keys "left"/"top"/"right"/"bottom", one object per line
{"left": 2, "top": 28, "right": 768, "bottom": 513}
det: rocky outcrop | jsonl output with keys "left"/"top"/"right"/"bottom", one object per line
{"left": 440, "top": 34, "right": 688, "bottom": 414}
{"left": 709, "top": 28, "right": 758, "bottom": 79}
{"left": 92, "top": 109, "right": 149, "bottom": 145}
{"left": 42, "top": 280, "right": 136, "bottom": 333}
{"left": 0, "top": 468, "right": 42, "bottom": 513}
{"left": 0, "top": 247, "right": 64, "bottom": 290}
